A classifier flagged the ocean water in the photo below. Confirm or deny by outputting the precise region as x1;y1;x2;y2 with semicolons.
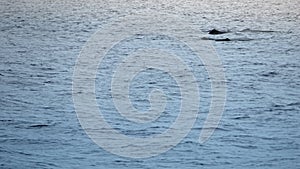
0;0;299;168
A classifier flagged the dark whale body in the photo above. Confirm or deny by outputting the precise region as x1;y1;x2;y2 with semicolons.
215;38;231;41
209;29;228;35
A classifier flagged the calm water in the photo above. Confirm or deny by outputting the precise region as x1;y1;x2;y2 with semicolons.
1;0;300;168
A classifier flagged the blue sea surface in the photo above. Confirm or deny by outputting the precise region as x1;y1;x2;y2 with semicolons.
0;0;299;168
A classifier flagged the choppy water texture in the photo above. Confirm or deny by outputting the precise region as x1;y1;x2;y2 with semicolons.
1;0;300;168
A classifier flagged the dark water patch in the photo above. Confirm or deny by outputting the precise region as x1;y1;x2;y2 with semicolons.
43;80;54;84
233;144;258;149
201;37;253;42
253;62;267;66
0;119;14;123
40;67;55;71
28;124;50;128
0;119;56;130
260;71;279;77
16;50;27;54
30;63;37;66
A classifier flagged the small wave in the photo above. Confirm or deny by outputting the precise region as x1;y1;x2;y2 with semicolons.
278;63;300;68
270;102;300;112
0;119;32;128
240;28;277;33
287;102;300;106
231;115;251;120
194;126;229;131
